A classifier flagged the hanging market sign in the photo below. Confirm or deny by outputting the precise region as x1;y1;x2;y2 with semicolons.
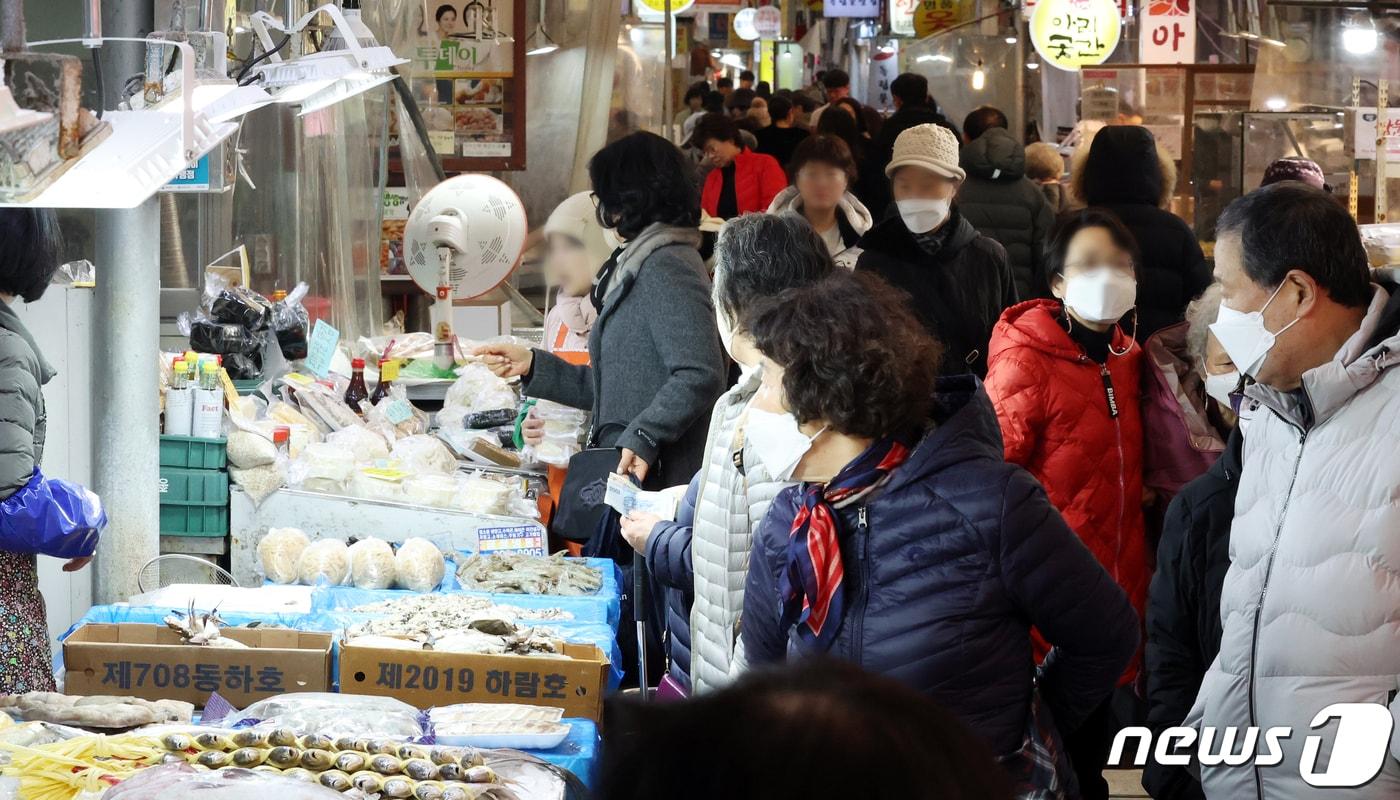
823;0;880;17
913;0;972;37
1030;0;1122;71
735;8;761;39
891;0;918;36
637;0;698;16
1140;0;1195;63
754;5;783;38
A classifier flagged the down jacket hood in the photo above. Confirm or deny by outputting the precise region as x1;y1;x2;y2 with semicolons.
0;299;54;384
766;185;875;238
960;127;1027;183
1077;125;1165;207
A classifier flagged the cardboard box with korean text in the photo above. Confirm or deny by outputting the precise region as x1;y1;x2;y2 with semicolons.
339;642;609;722
63;623;333;707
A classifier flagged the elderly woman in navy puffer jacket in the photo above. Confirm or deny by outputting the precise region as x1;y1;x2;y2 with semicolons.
738;270;1138;792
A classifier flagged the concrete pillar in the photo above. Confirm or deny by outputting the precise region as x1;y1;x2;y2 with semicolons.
92;198;161;604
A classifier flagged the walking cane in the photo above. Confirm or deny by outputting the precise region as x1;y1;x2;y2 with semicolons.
633;550;651;702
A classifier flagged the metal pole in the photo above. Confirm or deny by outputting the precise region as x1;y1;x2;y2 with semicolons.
93;199;161;604
663;0;673;142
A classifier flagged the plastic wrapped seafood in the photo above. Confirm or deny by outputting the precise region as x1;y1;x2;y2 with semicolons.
296;539;350;586
401;474;458;509
235;693;426;739
348;538;396;590
326;426;390;463
258;527;310;584
455;553;602;596
428;704;569;750
101;763;344;800
0;693;193;728
289;443;356;493
344;595;568;656
393;537;446;592
443;363;517;414
454;474;510;516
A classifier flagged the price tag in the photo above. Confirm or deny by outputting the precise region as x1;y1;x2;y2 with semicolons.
385;399;414;424
304;320;340;378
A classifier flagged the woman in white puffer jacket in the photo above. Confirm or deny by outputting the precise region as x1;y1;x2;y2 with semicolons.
766;135;873;270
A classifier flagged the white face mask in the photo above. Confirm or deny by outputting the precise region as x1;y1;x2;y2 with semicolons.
745;408;825;482
896;198;951;234
1208;283;1299;380
1203;369;1240;410
1061;268;1137;324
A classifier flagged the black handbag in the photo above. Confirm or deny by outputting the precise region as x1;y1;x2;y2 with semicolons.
551;446;623;543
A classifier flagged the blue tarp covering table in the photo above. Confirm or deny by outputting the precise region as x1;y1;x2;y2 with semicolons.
538;718;599;787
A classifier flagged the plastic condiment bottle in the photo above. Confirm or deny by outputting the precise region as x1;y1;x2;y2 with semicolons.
272;425;291;459
344;357;370;414
271;289;288;303
192;362;225;439
370;358;398;406
165;359;194;436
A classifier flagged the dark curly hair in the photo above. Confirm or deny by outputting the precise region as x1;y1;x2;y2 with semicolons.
787;134;857;185
588;132;700;241
745;271;941;438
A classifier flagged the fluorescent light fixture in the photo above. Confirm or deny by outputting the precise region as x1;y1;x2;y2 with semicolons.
3;37;239;208
1027;61;1039;69
917;53;953;63
1265;96;1287;111
249;5;408;115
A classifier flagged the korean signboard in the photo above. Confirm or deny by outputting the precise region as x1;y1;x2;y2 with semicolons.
891;0;918;36
867;44;899;112
822;0;880;17
1353;108;1400;164
1140;0;1195;63
913;0;972;37
1030;0;1122;71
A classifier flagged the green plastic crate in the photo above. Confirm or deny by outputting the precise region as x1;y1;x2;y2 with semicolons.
159;504;229;537
159;467;229;504
159;435;227;470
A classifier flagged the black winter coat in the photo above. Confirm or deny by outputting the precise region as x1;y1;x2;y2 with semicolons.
1077;127;1211;340
1142;428;1240;800
742;376;1140;759
856;211;1017;377
958;128;1056;299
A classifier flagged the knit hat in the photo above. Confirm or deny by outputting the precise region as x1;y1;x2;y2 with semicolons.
1260;157;1330;192
544;191;619;269
886;123;965;182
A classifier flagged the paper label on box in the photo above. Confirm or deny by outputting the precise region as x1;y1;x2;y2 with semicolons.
604;473;677;520
477;525;546;556
385;399;414;424
304;320;340;378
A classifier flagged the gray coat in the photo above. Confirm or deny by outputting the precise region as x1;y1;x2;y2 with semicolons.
525;224;726;488
957;128;1055;299
0;299;52;498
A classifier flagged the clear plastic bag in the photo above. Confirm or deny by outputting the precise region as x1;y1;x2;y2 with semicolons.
204;272;273;332
389;434;457;475
401;473;458;508
258;527;310;585
297;539;350;586
288;442;357;493
272;282;310;360
455;472;510;515
326;426;390;463
393;537;446;592
348;537;396;589
230;463;284;506
365;384;428;442
292;384;363;432
101;763;346;800
444;362;518;412
227;430;277;469
347;469;406;503
233;692;426;738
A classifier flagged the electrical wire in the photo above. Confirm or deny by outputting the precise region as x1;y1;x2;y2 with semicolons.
236;33;293;86
89;49;104;119
390;67;446;182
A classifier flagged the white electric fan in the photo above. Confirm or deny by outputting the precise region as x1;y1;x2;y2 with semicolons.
403;175;528;365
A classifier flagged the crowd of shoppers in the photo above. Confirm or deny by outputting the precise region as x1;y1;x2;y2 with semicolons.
476;68;1400;800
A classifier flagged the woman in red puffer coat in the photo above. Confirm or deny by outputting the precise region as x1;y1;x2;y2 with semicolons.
984;208;1146;800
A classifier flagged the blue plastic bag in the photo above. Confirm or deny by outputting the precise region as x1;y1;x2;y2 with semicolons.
0;469;105;559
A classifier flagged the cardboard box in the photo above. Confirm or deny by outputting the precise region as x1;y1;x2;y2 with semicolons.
64;623;333;707
339;642;610;722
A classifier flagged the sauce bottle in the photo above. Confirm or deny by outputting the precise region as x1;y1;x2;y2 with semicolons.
344;357;370;414
370;358;398;406
165;358;194;436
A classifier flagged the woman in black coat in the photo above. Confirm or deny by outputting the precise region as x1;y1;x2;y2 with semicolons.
1072;126;1211;340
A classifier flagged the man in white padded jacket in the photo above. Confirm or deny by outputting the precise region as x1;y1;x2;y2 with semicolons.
1186;182;1400;799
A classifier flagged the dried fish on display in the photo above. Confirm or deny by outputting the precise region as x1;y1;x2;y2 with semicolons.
455;554;602;596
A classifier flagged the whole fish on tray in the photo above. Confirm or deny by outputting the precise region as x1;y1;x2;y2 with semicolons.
454;554;602;596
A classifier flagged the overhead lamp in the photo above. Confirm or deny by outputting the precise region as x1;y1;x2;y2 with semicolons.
972;59;986;91
719;52;745;68
525;0;558;55
4;37;242;208
1026;60;1039;70
1343;15;1379;55
1005;36;1019;44
917;53;953;63
1265;96;1287;111
248;4;408;116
